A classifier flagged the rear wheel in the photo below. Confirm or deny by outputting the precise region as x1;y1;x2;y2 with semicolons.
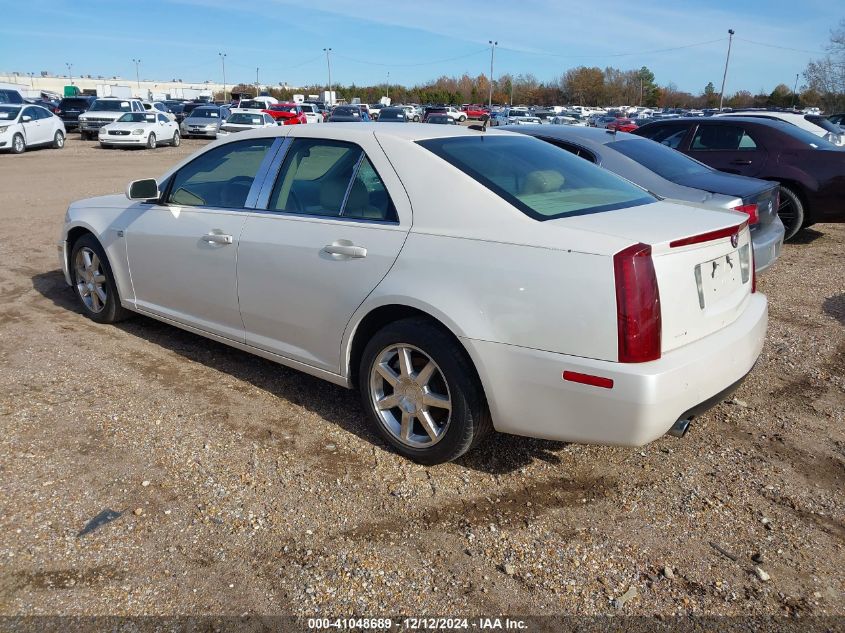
53;130;65;149
359;317;492;464
11;133;25;154
171;131;181;147
147;133;156;149
778;185;805;241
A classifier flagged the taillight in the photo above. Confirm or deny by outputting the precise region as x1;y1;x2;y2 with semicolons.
54;108;61;114
733;203;759;224
614;243;661;363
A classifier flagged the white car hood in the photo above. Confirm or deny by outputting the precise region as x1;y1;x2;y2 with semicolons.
102;121;154;132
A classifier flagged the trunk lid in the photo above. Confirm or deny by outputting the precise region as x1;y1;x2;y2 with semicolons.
550;200;755;355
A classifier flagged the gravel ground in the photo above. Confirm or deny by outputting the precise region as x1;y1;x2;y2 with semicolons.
0;135;843;620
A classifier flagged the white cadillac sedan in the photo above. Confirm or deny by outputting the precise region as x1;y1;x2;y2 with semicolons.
99;112;180;149
58;124;767;464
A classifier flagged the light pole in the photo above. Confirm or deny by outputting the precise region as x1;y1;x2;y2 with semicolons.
27;72;35;88
323;48;333;105
256;67;260;90
488;40;497;110
66;62;73;85
718;29;734;111
131;58;141;89
218;52;227;101
792;73;799;109
386;71;390;100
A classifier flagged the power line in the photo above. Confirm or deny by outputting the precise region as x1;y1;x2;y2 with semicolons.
497;37;728;60
735;37;826;55
333;48;488;68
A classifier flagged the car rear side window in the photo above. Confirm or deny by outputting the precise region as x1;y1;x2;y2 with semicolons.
691;125;757;150
637;123;690;149
267;139;397;221
418;135;654;221
540;138;597;163
167;138;275;209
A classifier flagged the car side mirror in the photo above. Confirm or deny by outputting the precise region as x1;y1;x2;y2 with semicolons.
126;178;159;201
21;115;32;122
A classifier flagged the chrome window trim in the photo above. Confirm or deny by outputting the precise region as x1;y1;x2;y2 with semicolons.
253;137;293;210
338;151;366;217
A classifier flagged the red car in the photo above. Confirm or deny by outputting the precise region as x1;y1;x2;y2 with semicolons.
264;103;307;125
461;104;488;119
606;118;638;133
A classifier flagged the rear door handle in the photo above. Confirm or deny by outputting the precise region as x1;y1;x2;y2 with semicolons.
730;159;753;165
324;243;367;258
202;233;233;245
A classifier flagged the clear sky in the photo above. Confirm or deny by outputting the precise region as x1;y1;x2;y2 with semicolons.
0;0;838;94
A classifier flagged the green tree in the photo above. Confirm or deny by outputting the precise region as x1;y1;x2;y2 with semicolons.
703;82;717;107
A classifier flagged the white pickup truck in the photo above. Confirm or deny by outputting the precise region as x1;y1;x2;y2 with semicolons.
78;98;146;140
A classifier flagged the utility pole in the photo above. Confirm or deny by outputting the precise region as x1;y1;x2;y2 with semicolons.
66;62;73;85
386;71;389;100
718;29;734;111
256;67;259;90
792;73;799;109
323;48;333;105
510;80;514;106
640;75;643;106
218;52;227;101
27;72;34;88
131;59;141;89
488;40;497;110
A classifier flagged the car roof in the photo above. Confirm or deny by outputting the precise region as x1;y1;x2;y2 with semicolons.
499;125;639;147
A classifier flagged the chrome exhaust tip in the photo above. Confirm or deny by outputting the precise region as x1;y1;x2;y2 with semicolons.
668;418;691;438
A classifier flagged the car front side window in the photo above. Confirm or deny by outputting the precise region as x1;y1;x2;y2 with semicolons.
166;138;275;209
691;125;757;151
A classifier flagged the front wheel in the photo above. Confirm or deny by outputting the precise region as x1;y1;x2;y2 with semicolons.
147;133;156;149
458;115;466;122
778;185;805;241
11;133;25;154
70;234;132;324
171;131;181;147
53;130;65;149
359;317;492;464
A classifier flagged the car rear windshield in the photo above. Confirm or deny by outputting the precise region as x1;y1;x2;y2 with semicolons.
607;138;710;179
90;100;132;112
229;113;264;125
60;98;91;108
418;135;654;221
191;108;220;118
239;100;266;109
775;122;839;149
118;113;154;123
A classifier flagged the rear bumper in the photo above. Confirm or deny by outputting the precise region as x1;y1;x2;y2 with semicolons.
465;293;767;446
750;217;785;274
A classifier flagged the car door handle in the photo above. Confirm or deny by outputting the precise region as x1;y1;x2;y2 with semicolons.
202;233;233;245
730;159;753;165
323;243;367;258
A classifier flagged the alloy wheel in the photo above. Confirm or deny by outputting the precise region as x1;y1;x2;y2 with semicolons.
369;344;452;448
74;247;107;313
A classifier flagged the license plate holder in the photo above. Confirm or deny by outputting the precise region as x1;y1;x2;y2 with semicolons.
696;251;741;307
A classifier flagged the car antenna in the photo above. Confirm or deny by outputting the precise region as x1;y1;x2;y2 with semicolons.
468;113;489;132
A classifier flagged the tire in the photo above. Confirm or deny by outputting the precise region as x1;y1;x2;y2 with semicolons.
53;130;65;149
359;317;492;464
100;143;109;149
80;131;90;141
70;234;132;324
778;185;805;241
171;131;181;147
458;115;467;122
11;133;25;154
146;133;156;149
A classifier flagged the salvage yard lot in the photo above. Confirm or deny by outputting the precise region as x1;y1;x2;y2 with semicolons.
0;137;843;617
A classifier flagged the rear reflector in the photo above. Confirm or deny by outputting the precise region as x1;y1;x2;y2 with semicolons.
732;203;759;225
563;371;614;389
614;243;661;363
669;221;748;248
751;246;757;293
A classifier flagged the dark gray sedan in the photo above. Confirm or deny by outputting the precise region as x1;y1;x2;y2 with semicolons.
500;125;784;273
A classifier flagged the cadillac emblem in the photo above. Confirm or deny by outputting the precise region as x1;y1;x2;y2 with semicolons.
731;233;739;248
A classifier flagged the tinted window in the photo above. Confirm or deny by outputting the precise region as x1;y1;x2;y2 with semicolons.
0;90;23;104
419;136;654;220
158;114;169;123
167;138;274;209
190;108;220;118
607;138;710;179
343;158;397;221
637;123;690;149
541;138;597;163
60;98;91;109
691;125;757;150
90;100;132;112
0;106;21;120
268;139;362;216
